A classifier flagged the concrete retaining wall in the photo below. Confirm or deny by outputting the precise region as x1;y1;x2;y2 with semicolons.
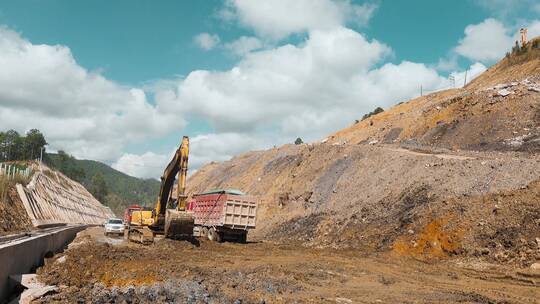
16;165;114;227
0;225;86;302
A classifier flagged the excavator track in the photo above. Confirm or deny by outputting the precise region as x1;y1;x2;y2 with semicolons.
127;226;154;245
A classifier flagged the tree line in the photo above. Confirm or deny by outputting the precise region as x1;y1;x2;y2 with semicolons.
0;129;47;162
0;128;108;204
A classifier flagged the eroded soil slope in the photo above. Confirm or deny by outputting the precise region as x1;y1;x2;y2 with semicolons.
0;180;32;235
330;54;540;152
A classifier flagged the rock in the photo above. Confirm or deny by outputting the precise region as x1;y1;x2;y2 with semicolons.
494;83;514;90
528;85;540;92
530;263;540;270
497;89;512;97
55;256;67;264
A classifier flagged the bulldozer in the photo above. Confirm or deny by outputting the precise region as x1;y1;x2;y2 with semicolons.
126;136;195;244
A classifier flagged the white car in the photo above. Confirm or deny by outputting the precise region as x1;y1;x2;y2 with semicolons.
104;218;125;236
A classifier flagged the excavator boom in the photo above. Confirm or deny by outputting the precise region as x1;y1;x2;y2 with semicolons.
152;136;195;239
127;136;194;244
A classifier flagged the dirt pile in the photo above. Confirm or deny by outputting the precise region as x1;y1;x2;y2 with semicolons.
187;55;540;266
37;232;308;303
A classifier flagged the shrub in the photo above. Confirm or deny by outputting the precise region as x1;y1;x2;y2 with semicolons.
294;137;303;145
361;107;384;121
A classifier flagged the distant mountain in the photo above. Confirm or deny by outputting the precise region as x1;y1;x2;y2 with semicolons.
46;153;160;216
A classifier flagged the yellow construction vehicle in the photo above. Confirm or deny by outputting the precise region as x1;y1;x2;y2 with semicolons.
126;136;195;244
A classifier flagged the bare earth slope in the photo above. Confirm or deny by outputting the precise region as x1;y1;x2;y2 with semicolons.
188;49;540;266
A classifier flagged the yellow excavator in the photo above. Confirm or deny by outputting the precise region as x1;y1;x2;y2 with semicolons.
126;136;194;244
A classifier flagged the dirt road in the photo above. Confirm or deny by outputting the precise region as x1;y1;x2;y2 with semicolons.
35;227;540;304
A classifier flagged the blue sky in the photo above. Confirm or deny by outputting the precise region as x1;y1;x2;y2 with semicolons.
0;0;539;178
0;0;487;82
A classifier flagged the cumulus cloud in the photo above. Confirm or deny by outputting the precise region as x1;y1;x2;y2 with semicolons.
0;26;181;161
455;19;514;62
528;20;540;39
451;18;540;64
449;62;487;88
151;27;468;147
220;0;377;40
112;151;171;179
112;133;262;179
224;36;263;56
194;32;220;50
0;13;490;180
161;27;397;136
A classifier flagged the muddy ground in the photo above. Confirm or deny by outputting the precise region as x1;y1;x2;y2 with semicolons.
35;227;540;304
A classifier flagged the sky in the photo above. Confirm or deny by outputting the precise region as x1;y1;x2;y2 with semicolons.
0;0;539;179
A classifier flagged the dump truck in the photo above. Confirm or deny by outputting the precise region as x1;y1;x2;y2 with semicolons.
127;136;195;244
123;204;143;227
189;189;257;243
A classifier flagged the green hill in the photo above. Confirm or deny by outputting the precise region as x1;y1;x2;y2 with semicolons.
45;152;160;216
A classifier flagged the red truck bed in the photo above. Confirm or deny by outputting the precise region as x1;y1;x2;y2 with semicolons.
191;193;257;229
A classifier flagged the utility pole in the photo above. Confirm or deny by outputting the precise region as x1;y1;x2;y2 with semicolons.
420;85;423;96
463;69;468;87
40;147;44;172
449;75;455;88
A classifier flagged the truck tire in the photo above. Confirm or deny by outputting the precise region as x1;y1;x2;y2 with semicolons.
201;227;209;239
208;228;222;242
239;232;247;244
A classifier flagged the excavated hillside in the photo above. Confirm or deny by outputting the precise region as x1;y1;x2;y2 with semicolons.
0;162;114;234
0;174;32;235
188;43;540;266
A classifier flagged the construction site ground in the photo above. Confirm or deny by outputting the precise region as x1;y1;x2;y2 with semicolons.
35;227;540;304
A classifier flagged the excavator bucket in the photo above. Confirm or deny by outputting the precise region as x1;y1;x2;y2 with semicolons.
164;209;194;239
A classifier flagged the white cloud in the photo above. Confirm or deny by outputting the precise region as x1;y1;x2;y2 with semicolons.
455;18;514;62
224;36;263;56
113;133;261;179
194;32;220;50
152;26;466;148
449;62;487;88
112;152;171;180
0;19;489;180
162;27;396;136
190;133;261;169
528;20;540;39
221;0;377;39
0;26;181;162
